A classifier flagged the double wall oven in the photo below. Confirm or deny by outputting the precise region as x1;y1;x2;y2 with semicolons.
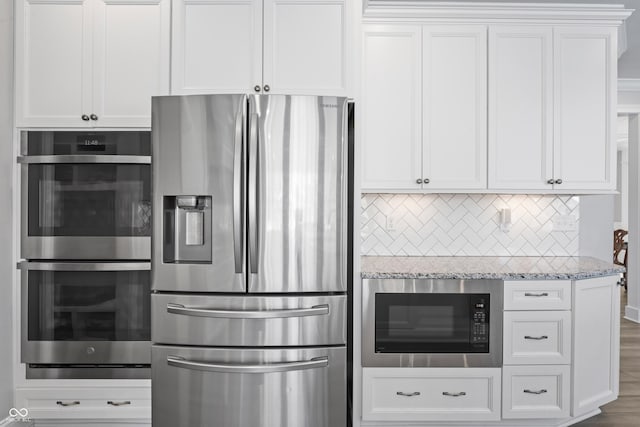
363;278;503;368
19;131;151;379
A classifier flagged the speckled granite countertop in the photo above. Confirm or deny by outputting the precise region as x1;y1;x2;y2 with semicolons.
361;256;624;280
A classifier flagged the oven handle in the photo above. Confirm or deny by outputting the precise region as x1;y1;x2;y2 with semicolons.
17;155;151;164
18;261;151;271
167;356;328;374
166;303;329;319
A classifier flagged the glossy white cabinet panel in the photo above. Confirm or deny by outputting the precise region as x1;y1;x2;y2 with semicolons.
422;26;487;190
361;25;422;190
502;365;570;419
553;27;617;191
572;275;620;416
488;26;553;190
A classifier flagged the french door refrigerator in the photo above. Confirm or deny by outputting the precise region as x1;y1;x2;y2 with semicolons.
151;94;350;427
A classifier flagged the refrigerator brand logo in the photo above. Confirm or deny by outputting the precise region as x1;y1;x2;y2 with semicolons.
322;103;338;108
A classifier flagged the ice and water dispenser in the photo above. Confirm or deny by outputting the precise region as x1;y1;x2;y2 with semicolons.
163;196;212;263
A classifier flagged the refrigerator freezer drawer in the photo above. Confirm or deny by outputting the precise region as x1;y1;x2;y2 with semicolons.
152;294;346;346
152;345;346;427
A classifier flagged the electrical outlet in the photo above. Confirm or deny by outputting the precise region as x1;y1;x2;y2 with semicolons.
386;215;397;231
552;215;577;232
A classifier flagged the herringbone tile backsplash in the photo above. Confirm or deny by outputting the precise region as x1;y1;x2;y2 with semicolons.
361;194;580;256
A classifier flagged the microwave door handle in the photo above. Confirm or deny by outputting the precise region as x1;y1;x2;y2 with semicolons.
17;155;151;164
167;303;329;319
248;112;259;274
167;356;328;374
232;98;245;274
17;261;151;271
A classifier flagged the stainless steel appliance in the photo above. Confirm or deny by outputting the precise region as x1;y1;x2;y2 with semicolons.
19;131;151;260
20;261;151;379
151;94;350;427
18;131;152;379
363;278;503;368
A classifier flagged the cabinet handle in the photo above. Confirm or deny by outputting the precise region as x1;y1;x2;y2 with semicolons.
254;85;261;92
263;85;270;92
524;335;548;340
81;115;90;121
396;391;420;397
107;401;131;406
90;114;98;121
416;178;423;184
442;392;466;397
424;178;430;184
555;179;563;185
524;292;549;297
523;389;548;395
56;401;80;407
547;179;554;184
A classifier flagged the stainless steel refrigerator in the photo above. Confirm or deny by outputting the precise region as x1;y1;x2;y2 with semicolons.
151;94;350;427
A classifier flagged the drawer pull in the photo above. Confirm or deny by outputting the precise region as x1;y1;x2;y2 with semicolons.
442;392;466;397
524;389;548;395
107;401;132;406
524;292;549;297
56;401;80;407
524;335;549;340
396;391;420;397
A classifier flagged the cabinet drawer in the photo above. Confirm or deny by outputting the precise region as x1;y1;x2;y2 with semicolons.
504;311;571;365
503;365;570;419
362;368;501;421
15;387;151;419
504;280;571;310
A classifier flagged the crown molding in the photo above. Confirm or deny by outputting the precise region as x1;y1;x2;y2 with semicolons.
362;2;634;23
619;79;640;93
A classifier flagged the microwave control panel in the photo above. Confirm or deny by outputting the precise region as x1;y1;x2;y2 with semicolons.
470;296;489;350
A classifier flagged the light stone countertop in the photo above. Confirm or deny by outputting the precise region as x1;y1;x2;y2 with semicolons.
361;256;625;280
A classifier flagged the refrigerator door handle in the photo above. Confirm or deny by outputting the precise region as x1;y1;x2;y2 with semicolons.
248;112;259;274
166;303;329;319
167;355;329;374
232;99;245;274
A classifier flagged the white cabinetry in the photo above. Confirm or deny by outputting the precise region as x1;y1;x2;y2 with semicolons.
361;24;487;191
171;0;349;96
502;280;572;419
488;26;617;192
362;367;501;422
15;0;170;128
572;275;620;416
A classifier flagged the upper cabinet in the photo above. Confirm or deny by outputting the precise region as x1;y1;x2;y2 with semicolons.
171;0;350;96
15;0;170;128
360;3;630;194
361;25;486;191
488;26;616;192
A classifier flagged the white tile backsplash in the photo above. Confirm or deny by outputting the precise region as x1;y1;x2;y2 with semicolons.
361;194;580;256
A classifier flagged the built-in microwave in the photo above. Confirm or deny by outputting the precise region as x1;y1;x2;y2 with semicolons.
19;131;151;260
362;278;503;368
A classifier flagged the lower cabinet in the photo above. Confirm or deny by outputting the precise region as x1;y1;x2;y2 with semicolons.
362;368;501;422
14;386;151;420
502;365;570;419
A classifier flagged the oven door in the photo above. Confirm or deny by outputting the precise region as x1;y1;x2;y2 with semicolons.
362;278;503;368
20;261;151;365
19;131;151;260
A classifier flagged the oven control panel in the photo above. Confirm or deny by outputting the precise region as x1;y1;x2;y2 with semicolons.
470;297;489;349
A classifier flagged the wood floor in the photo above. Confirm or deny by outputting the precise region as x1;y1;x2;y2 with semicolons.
576;291;640;426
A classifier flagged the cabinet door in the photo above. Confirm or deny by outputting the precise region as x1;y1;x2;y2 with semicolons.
15;0;93;127
488;26;553;190
171;0;261;94
263;0;348;96
361;25;422;191
422;26;487;190
92;0;170;127
553;27;617;191
572;275;620;416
